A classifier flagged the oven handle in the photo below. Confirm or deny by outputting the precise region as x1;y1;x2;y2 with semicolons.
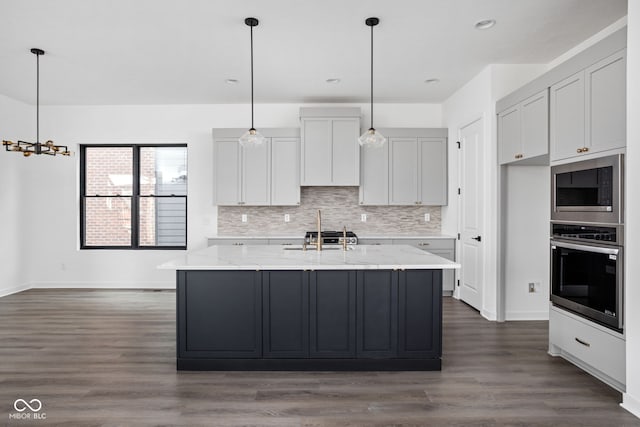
550;240;619;255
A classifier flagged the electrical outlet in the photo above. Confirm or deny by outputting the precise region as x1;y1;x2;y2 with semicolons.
241;214;247;223
528;282;535;293
284;214;290;223
424;213;431;222
361;214;367;222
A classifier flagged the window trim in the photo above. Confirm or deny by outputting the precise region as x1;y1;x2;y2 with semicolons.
80;143;188;250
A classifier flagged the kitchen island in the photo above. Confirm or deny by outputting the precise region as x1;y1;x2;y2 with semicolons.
159;244;459;371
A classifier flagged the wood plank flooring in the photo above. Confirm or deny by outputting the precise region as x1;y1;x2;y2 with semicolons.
0;289;638;426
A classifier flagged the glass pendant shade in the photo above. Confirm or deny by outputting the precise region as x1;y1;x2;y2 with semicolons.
239;127;266;147
358;128;386;148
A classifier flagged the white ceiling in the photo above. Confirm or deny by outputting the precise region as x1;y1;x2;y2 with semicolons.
0;0;627;105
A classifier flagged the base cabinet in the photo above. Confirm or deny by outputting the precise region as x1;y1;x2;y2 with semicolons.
177;269;442;370
549;305;625;392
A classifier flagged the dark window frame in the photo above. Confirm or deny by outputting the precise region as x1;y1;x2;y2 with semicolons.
80;144;188;250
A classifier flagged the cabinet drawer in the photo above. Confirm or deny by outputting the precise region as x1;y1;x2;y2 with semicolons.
268;238;304;246
392;239;454;251
208;239;269;246
549;307;625;386
358;238;393;245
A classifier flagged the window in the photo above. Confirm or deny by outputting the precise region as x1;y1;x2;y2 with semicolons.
80;144;187;249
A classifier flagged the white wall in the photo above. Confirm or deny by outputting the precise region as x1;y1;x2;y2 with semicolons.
0;95;32;296
442;64;545;320
503;166;549;320
622;3;640;419
15;102;441;289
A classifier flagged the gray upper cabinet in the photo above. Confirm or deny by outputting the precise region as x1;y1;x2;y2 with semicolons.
213;128;300;206
419;138;447;205
389;138;419;205
550;49;626;162
498;89;549;165
550;72;586;161
213;138;270;206
213;139;242;205
242;140;271;206
300;108;360;186
271;138;300;206
359;142;389;205
360;128;448;206
586;50;626;155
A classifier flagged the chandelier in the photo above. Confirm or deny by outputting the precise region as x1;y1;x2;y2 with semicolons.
2;48;72;157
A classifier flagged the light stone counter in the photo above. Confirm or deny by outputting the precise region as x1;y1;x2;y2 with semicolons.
159;244;460;271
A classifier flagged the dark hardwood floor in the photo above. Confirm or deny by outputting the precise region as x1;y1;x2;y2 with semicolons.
0;289;638;426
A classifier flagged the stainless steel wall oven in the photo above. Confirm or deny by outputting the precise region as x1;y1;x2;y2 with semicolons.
550;223;623;331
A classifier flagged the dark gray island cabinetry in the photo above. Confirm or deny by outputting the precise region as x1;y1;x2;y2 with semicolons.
176;268;442;371
161;244;459;371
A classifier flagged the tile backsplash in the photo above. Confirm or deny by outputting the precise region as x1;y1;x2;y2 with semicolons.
217;187;441;236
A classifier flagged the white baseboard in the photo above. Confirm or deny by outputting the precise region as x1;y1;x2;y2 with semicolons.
622;393;640;419
0;282;31;298
28;281;176;290
506;310;550;321
481;309;497;321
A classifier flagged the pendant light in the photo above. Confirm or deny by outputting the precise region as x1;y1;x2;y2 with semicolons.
239;17;266;147
2;48;72;157
358;17;385;148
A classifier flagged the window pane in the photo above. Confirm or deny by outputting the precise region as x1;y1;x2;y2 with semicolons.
85;147;133;196
139;197;187;247
140;147;187;196
84;197;132;246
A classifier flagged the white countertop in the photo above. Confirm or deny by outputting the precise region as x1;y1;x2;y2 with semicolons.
159;244;460;271
207;234;456;240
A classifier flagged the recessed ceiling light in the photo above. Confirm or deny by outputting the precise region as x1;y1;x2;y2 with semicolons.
225;79;238;84
474;19;496;30
424;78;440;84
326;78;341;84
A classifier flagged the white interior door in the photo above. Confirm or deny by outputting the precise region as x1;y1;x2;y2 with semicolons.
458;118;484;311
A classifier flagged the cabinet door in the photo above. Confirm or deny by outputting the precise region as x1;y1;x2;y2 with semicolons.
419;137;447;205
498;104;521;164
359;141;389;205
586;49;626;155
301;118;331;185
262;271;309;358
213;139;241;205
398;270;442;358
356;270;398;358
331;118;360;185
521;89;549;160
271;137;300;206
389;138;419;205
309;271;356;358
179;270;262;358
242;139;271;205
550;71;585;161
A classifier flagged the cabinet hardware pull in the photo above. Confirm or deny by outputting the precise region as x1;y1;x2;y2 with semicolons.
577;148;583;153
582;147;589;153
575;337;591;347
418;243;430;246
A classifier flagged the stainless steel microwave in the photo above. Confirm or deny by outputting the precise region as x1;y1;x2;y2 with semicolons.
551;154;624;224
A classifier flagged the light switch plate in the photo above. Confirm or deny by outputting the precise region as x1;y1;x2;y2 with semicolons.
241;214;247;223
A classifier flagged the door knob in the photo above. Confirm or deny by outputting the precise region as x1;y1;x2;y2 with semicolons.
472;236;482;242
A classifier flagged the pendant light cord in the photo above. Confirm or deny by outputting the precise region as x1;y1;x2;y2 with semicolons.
36;51;40;143
370;22;373;130
250;23;254;129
